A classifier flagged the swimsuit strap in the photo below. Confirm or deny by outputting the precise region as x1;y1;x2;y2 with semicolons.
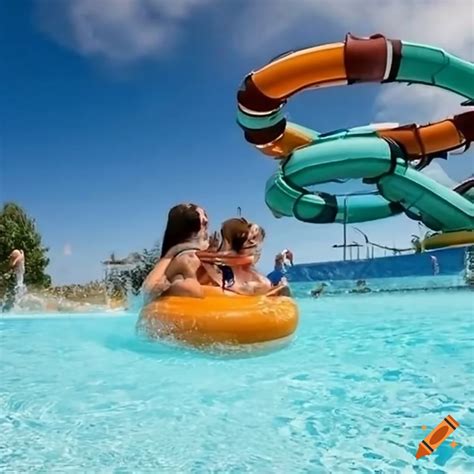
172;247;201;259
217;264;235;290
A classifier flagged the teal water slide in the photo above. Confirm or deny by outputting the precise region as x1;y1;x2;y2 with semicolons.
237;34;474;233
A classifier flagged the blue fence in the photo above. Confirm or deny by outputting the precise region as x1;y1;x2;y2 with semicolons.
287;246;469;282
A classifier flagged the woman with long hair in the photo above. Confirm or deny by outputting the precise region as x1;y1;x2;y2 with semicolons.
142;203;209;301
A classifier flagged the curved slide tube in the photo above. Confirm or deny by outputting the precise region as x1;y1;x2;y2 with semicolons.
237;33;474;232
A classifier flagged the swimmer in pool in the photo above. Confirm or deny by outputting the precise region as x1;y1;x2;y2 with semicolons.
350;279;372;294
9;249;25;289
142;203;210;301
310;282;327;298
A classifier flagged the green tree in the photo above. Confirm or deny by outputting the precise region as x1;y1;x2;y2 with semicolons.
105;242;161;297
128;242;161;294
0;202;51;294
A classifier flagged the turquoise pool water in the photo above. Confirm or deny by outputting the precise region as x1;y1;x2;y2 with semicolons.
1;290;473;472
289;274;468;297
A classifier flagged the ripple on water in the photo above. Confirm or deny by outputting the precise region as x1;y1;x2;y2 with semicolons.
1;291;473;472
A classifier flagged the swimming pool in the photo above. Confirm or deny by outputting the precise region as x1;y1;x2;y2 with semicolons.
1;290;473;472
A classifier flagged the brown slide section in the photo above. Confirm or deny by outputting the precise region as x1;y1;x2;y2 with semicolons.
453;111;474;142
344;33;389;83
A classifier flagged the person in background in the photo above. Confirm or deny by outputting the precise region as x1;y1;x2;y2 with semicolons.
9;249;25;289
1;249;26;312
310;282;327;298
430;255;440;275
281;249;294;269
350;279;372;294
267;253;286;286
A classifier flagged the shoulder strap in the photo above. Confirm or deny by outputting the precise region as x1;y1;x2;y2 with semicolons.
172;248;200;259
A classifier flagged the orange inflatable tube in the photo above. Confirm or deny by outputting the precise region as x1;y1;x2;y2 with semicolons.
137;287;299;347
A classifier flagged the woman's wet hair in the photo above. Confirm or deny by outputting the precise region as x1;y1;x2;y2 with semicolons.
220;218;250;252
161;204;202;257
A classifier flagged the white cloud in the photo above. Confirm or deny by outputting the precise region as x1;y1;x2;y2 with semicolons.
63;243;73;256
36;0;214;62
35;0;474;123
234;0;473;122
235;0;473;54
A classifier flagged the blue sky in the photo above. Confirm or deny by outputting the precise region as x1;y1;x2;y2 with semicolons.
1;0;472;284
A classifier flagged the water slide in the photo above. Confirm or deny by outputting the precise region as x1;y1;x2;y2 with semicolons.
236;34;474;235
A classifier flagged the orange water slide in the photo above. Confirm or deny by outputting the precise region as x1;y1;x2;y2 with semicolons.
377;111;474;161
238;34;393;113
238;33;473;161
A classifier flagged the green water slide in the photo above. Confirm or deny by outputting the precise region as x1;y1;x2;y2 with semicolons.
238;35;474;232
